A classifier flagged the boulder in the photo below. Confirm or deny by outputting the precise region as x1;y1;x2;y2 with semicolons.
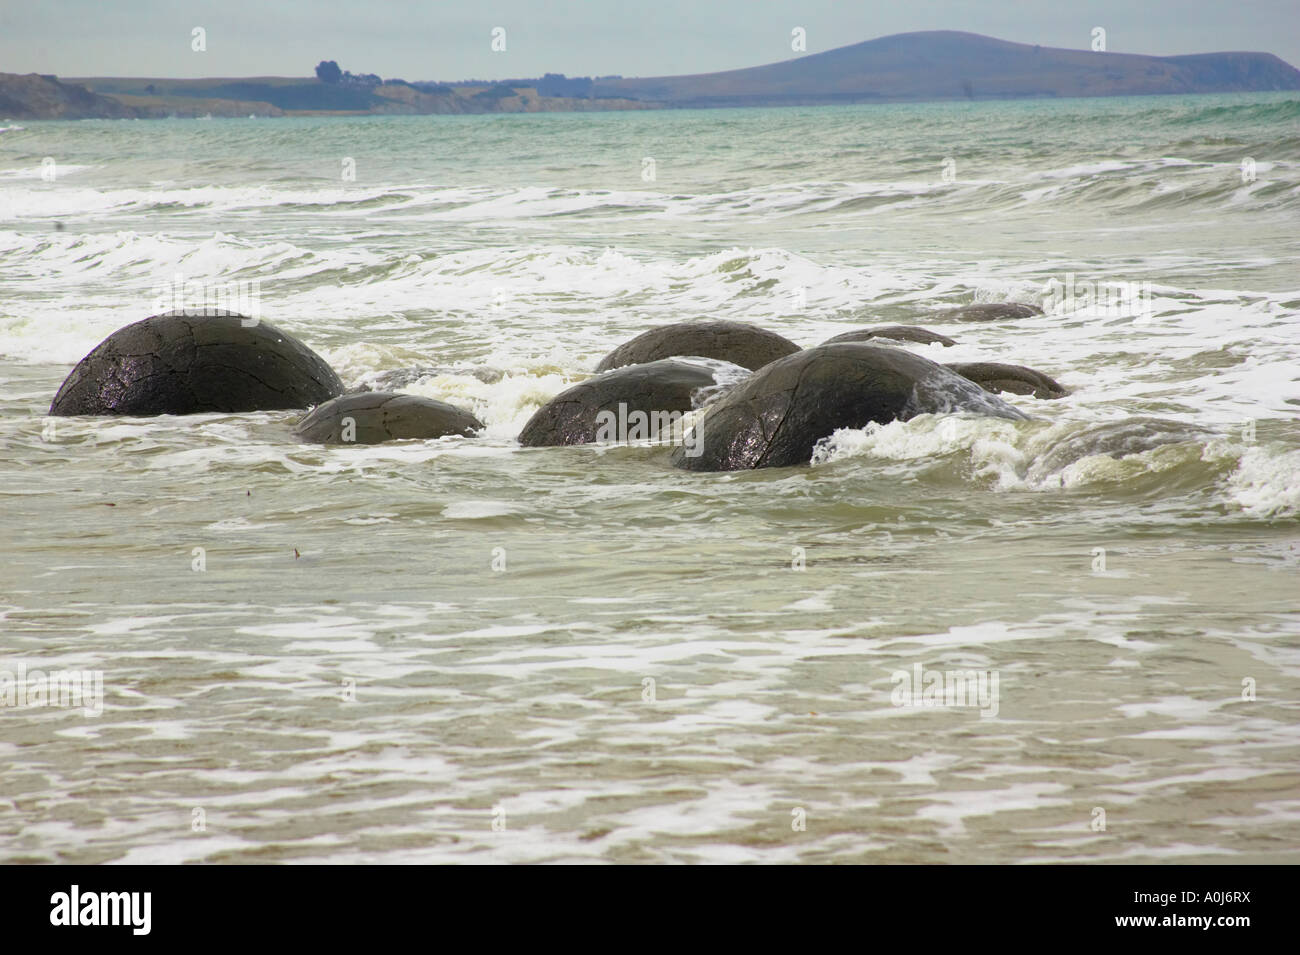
822;325;957;347
934;303;1043;322
49;311;343;416
671;343;1028;471
518;359;730;447
945;361;1067;399
294;392;483;444
593;320;798;373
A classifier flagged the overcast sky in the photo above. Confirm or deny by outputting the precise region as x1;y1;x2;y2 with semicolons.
3;1;1298;80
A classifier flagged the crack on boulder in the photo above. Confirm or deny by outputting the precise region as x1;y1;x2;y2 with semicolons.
51;313;343;415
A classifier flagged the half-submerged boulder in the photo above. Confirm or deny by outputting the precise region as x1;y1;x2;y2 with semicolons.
518;359;733;448
593;320;798;373
294;392;483;444
670;343;1027;471
934;303;1043;322
945;362;1068;399
822;325;957;347
350;366;506;394
1030;417;1211;480
49;310;343;416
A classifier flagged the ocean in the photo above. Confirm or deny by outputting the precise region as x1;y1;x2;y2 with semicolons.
0;93;1297;863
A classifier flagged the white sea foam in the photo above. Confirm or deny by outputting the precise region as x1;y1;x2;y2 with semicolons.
442;501;515;519
3;100;1299;865
1226;445;1300;518
808;412;1295;516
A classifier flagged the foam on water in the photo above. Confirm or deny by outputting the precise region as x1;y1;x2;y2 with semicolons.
1227;445;1300;518
810;411;1298;518
2;95;1299;864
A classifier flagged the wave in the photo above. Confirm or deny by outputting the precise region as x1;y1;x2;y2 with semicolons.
0;230;339;292
1226;445;1300;519
810;413;1299;519
5;152;1298;229
1159;98;1300;126
0;182;431;220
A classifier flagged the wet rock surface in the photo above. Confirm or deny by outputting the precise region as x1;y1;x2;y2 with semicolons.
671;343;1028;471
349;366;507;394
49;310;343;416
946;361;1068;399
294;391;483;444
822;325;957;347
519;359;724;447
934;302;1044;322
594;320;799;373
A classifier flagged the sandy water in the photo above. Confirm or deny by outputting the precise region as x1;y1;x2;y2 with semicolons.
0;95;1298;862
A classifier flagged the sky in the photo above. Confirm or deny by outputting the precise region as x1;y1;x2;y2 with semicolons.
2;0;1298;81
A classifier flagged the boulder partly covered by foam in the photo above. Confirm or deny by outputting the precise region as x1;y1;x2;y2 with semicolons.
671;343;1028;471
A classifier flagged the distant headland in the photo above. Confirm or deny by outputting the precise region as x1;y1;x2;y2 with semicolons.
4;30;1298;120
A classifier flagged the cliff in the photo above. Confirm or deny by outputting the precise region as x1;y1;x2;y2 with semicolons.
0;72;138;119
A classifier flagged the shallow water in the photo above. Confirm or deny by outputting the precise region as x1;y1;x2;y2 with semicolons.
1;95;1298;863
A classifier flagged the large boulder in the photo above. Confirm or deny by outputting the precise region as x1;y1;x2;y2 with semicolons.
294;392;483;444
593;320;798;373
945;361;1067;399
670;343;1028;471
49;311;343;416
822;325;956;347
934;303;1043;322
518;359;735;448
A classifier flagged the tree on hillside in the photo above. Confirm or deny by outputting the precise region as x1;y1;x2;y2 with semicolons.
315;60;342;84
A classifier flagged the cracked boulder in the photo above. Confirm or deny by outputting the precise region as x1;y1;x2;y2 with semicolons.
518;359;732;447
593;320;799;373
822;325;957;347
294;392;483;444
670;343;1028;471
945;361;1068;399
49;310;344;416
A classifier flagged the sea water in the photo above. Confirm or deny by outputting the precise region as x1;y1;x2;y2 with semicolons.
0;94;1297;862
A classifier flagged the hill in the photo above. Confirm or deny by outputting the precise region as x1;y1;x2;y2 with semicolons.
58;76;652;117
6;31;1299;120
590;31;1300;106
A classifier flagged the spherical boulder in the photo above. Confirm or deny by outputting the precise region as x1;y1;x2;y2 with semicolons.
670;343;1028;471
518;359;734;448
593;320;799;373
294;392;483;444
945;362;1067;399
49;310;343;416
822;325;957;347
